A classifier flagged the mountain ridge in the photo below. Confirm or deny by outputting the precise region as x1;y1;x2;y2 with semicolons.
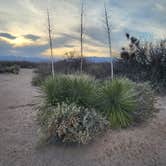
0;55;118;63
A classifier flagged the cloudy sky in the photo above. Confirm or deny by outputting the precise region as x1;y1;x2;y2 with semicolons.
0;0;165;59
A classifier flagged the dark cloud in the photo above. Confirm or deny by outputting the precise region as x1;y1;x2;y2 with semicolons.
0;39;13;56
85;26;107;45
0;38;48;57
24;34;40;41
63;44;76;48
53;33;79;48
0;32;17;39
15;44;48;57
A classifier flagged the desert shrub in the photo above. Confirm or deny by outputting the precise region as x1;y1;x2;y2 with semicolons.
9;65;20;74
0;64;20;74
38;103;108;144
42;74;96;108
32;74;46;86
0;61;36;68
133;83;156;123
96;78;137;128
32;63;51;86
120;34;166;91
41;75;156;129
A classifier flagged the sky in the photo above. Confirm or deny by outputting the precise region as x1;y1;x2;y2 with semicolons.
0;0;165;59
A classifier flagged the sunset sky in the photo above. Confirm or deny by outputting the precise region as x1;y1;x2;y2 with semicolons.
0;0;165;59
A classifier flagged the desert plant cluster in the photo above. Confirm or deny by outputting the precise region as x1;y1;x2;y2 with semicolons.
0;61;37;74
120;34;166;92
0;63;20;74
38;103;108;144
37;74;156;144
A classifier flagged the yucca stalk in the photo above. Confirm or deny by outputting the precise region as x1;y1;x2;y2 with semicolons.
104;2;114;79
47;8;55;78
80;0;84;73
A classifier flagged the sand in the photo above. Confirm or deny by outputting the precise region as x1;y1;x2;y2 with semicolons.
0;69;165;166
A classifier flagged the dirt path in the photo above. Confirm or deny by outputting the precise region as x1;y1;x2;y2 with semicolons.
0;69;166;166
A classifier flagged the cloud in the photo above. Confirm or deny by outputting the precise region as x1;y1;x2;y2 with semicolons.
24;34;40;41
15;44;48;57
0;32;17;39
52;33;79;48
0;0;165;58
0;37;48;57
0;39;13;56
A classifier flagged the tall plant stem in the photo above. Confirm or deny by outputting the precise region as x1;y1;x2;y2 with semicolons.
104;3;114;79
80;0;84;73
47;8;55;78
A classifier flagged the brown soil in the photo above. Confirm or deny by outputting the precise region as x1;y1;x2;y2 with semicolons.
0;69;166;166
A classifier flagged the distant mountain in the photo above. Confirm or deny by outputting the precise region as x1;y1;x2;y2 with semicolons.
86;57;118;63
0;55;60;62
0;55;118;63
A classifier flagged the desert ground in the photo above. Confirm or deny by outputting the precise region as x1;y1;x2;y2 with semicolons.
0;69;166;166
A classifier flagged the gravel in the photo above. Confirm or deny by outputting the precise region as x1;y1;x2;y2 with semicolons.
0;69;165;166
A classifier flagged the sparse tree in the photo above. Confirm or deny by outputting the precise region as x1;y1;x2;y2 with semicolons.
104;3;114;79
47;8;55;78
65;51;77;60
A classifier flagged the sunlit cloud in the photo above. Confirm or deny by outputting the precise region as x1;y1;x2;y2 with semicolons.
0;34;45;47
0;32;17;39
42;43;118;58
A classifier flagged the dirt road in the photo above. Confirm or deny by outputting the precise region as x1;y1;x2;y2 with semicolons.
0;69;166;166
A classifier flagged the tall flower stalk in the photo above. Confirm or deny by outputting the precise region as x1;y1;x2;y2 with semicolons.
47;8;55;78
104;3;114;79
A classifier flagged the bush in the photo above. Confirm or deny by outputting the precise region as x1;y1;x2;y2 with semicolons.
32;64;51;86
37;74;157;145
38;103;108;144
32;74;45;86
133;83;156;123
42;74;96;108
41;75;156;129
120;34;166;91
96;78;137;128
0;64;20;74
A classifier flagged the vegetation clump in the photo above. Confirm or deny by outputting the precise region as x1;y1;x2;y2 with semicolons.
0;64;20;74
120;35;166;92
38;103;108;144
96;78;137;128
37;74;156;144
133;83;156;123
42;74;96;108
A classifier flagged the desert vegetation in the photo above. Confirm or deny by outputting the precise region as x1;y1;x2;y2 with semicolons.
36;73;156;144
0;63;20;74
0;61;38;74
33;32;165;145
120;34;166;92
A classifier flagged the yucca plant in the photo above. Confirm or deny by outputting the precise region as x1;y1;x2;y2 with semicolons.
42;74;96;108
96;78;137;128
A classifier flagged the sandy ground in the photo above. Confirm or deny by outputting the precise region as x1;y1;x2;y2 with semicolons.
0;69;166;166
